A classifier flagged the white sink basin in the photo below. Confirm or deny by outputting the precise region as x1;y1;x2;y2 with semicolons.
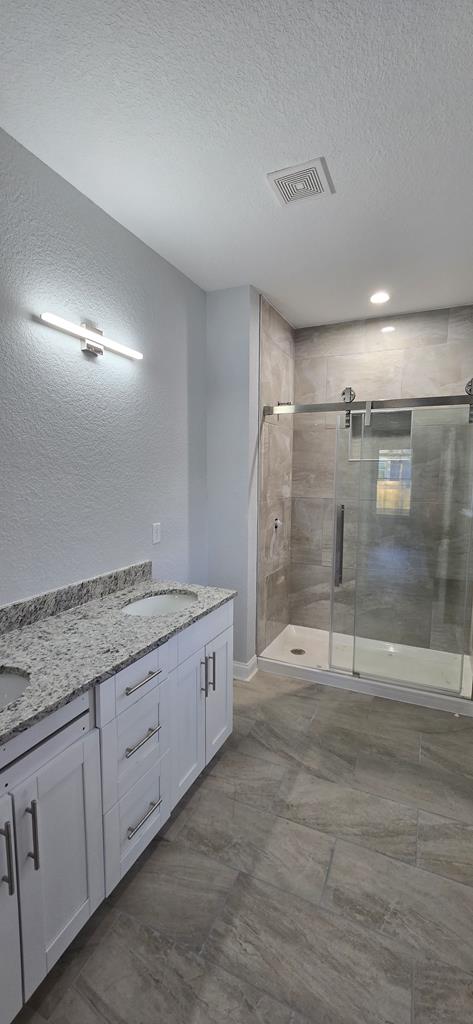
0;669;29;711
123;592;198;617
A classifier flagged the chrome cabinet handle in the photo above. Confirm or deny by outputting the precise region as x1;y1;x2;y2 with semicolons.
127;799;162;840
201;658;209;698
125;724;161;759
0;820;15;895
125;667;162;696
26;799;40;870
211;651;216;692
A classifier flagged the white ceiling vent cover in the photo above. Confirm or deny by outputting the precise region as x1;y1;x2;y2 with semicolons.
267;157;334;206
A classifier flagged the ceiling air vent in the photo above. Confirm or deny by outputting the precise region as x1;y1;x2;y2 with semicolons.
267;157;334;206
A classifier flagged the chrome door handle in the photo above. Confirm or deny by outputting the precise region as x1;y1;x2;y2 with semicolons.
334;503;345;587
26;799;40;870
0;820;15;895
211;651;216;691
125;724;161;758
127;799;162;840
201;658;209;697
125;667;162;696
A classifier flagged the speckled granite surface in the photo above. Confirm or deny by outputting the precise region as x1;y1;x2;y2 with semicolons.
0;560;153;634
0;578;236;747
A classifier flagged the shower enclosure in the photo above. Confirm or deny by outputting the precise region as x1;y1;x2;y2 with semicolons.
258;392;473;701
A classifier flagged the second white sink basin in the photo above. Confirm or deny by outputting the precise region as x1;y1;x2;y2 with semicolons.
123;592;198;617
0;669;29;711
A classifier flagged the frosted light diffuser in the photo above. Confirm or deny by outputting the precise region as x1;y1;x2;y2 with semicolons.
39;312;143;360
370;291;390;304
381;325;395;333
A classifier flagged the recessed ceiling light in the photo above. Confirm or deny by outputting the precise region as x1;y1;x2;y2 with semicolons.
381;325;395;333
370;290;390;304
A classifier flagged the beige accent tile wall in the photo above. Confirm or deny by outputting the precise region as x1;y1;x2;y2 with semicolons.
258;302;473;656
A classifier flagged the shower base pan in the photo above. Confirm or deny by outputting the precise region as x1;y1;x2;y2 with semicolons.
259;624;473;715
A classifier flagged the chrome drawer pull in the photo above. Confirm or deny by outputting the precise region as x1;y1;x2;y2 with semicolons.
127;798;162;840
125;667;162;696
0;820;15;895
125;724;161;759
26;799;40;871
211;651;217;692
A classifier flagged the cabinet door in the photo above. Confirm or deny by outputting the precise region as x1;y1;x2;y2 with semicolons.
172;651;205;807
0;794;23;1024
205;626;233;764
13;731;104;1000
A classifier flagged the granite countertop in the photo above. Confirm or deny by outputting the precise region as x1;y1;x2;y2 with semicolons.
0;579;236;746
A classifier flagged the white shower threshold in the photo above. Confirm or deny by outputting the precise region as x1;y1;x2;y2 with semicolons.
258;624;473;715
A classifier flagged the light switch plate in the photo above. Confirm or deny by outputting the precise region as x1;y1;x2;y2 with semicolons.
152;522;161;544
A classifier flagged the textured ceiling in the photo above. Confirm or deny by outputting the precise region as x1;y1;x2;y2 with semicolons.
1;0;473;326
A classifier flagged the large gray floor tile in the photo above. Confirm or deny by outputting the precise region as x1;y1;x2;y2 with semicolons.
49;988;108;1024
109;840;237;948
235;672;321;708
308;715;420;774
420;727;473;779
166;785;334;904
203;873;412;1024
25;904;117;1020
322;840;473;972
355;752;473;823
367;697;473;738
278;768;418;862
417;811;473;886
206;747;290;812
413;962;473;1024
76;912;306;1024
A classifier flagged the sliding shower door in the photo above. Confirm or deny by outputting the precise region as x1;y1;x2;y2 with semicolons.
333;404;473;693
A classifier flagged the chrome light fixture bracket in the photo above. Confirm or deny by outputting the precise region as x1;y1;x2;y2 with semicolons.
80;321;104;356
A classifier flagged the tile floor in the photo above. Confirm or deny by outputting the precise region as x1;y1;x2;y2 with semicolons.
16;671;473;1024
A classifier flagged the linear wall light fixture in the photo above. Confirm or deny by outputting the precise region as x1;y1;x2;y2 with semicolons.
39;312;143;360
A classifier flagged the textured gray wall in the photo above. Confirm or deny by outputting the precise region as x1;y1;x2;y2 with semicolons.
257;299;295;653
206;286;259;665
0;129;208;603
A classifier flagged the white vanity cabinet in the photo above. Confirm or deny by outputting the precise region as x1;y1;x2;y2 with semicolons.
0;713;104;1024
11;729;104;1000
0;596;234;1023
97;599;234;894
204;625;233;762
172;651;206;804
0;794;23;1024
172;624;233;805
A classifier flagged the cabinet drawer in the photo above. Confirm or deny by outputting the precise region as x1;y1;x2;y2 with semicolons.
115;649;161;713
101;676;172;813
103;752;170;894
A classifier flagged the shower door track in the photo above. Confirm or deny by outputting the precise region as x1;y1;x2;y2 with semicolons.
263;393;473;417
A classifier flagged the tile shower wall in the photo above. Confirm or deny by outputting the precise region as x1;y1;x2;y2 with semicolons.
257;299;294;652
291;306;473;649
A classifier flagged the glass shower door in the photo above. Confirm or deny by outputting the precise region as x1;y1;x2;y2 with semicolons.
351;405;473;694
329;414;360;674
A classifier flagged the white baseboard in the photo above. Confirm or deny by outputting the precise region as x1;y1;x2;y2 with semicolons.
233;655;258;682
